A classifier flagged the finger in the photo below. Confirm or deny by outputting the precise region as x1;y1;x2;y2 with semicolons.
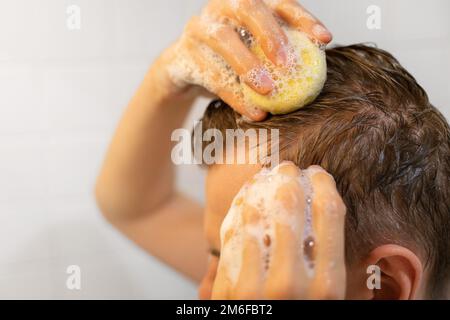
183;36;268;121
217;85;268;121
199;256;219;300
264;179;308;299
305;166;346;299
264;223;309;299
211;260;232;299
228;0;290;67
188;16;275;95
211;221;238;299
269;0;332;44
232;204;265;299
275;161;301;178
211;204;241;300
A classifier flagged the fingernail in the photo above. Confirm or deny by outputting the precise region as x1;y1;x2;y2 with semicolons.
276;44;288;67
312;24;332;42
259;71;275;92
245;67;274;95
246;105;267;121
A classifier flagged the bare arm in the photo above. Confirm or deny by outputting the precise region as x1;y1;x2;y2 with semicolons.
95;0;332;283
95;48;209;281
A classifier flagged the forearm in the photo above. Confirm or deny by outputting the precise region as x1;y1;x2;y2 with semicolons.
96;49;197;221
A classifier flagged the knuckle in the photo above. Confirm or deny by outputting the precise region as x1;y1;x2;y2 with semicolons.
319;171;337;186
277;162;300;176
309;169;337;191
275;181;302;213
327;196;346;216
314;194;346;217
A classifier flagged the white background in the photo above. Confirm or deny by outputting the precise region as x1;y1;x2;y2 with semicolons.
0;0;449;299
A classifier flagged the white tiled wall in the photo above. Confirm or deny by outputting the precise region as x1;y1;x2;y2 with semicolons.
0;0;448;299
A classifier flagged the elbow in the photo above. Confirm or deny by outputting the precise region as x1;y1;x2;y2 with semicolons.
94;172;174;224
95;179;114;223
94;178;126;225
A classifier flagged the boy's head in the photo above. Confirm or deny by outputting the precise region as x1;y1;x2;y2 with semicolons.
198;44;450;299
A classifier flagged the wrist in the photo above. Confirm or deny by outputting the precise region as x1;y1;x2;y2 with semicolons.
146;46;197;106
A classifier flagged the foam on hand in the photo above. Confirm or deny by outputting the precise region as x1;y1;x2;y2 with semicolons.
167;22;327;117
242;26;327;115
218;162;319;286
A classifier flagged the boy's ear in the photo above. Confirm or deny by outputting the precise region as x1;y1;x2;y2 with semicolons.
362;244;424;300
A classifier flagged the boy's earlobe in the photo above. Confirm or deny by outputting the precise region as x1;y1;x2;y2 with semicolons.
364;245;424;300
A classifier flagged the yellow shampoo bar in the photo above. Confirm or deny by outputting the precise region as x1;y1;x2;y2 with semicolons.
243;28;327;115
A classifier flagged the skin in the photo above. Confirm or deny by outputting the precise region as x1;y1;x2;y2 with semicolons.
96;0;427;300
209;162;347;300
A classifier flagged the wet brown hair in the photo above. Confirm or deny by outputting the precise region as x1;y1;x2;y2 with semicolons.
198;44;450;299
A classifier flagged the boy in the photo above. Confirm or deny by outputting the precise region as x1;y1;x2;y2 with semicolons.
95;0;449;299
